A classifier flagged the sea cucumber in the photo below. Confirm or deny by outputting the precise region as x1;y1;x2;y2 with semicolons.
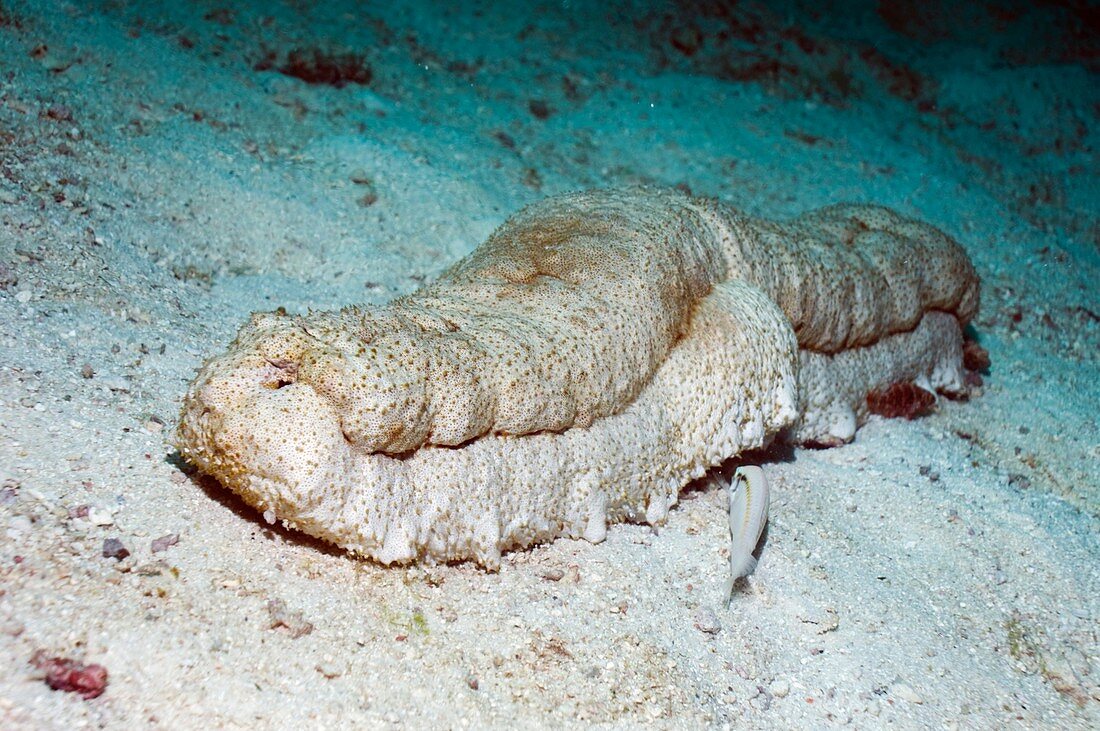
177;187;978;567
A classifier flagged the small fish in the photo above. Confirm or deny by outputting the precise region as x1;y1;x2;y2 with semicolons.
725;465;770;606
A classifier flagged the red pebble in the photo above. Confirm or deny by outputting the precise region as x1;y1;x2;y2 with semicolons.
46;104;73;121
867;382;936;420
35;654;108;699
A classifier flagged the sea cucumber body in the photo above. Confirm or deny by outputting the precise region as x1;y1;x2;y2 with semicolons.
178;188;978;566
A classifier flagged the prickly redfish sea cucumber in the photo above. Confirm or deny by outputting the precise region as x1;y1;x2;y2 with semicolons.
177;187;978;568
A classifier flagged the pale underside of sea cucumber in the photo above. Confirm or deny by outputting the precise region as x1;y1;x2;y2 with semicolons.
177;187;979;568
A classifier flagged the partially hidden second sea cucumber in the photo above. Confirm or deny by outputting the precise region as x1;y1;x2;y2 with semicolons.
176;187;979;567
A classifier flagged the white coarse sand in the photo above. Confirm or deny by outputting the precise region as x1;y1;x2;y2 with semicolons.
1;1;1096;728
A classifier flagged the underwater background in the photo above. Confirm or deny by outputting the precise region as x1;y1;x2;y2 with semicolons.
0;0;1096;727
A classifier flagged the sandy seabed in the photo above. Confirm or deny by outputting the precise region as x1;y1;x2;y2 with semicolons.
0;1;1097;728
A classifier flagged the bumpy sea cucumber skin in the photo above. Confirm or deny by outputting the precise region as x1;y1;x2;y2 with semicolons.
275;188;728;455
177;187;979;566
184;280;799;567
688;199;979;353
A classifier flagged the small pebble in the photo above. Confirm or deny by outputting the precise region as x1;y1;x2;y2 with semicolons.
100;376;129;392
263;509;276;525
15;290;32;304
134;562;166;576
151;533;179;553
80;363;95;379
46;104;73;121
87;507;114;526
769;679;790;698
33;652;108;699
692;606;721;634
0;263;16;289
891;682;923;704
0;189;17;204
102;538;130;560
266;599;313;638
528;99;552;119
466;674;479;690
